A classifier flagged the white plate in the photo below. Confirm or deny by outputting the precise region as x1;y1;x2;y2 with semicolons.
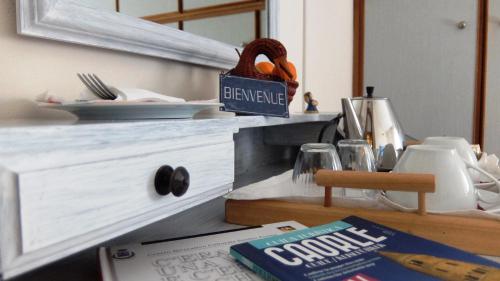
41;101;223;120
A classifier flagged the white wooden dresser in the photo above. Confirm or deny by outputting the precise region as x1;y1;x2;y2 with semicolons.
0;114;337;280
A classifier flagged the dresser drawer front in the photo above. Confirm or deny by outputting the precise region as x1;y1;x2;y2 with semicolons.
18;141;234;253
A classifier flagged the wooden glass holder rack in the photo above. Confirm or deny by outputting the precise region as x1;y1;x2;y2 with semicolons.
225;170;500;256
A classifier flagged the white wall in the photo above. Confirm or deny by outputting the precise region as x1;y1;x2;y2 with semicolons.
273;0;305;113
273;0;353;113
303;0;353;112
0;0;220;105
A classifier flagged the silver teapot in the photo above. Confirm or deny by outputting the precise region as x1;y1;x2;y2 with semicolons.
341;87;405;170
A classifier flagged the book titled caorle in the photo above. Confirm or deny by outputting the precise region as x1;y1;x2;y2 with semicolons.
230;216;500;281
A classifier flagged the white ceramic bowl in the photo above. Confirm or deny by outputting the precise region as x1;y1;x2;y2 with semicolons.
387;145;477;211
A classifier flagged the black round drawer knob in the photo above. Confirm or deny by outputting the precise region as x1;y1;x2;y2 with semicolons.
171;166;190;197
154;165;174;196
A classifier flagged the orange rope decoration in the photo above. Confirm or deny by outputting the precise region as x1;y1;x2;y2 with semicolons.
230;39;298;104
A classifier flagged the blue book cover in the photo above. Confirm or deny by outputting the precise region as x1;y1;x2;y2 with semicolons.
230;216;500;281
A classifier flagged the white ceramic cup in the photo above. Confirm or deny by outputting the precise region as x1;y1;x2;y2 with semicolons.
386;145;500;211
422;136;500;197
423;136;477;165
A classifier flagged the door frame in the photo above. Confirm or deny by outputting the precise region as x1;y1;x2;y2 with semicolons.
352;0;489;146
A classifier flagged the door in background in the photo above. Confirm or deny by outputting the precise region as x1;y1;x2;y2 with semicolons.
485;0;500;155
364;0;478;142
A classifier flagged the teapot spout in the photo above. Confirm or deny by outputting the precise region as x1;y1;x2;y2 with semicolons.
341;98;363;139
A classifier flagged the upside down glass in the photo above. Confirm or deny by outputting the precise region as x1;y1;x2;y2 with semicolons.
292;143;343;196
337;139;377;198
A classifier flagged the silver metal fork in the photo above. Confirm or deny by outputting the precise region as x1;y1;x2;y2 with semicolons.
77;73;117;100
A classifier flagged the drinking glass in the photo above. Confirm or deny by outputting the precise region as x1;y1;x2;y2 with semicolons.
337;139;377;198
292;143;343;196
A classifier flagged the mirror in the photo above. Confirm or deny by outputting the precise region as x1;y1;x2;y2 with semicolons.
17;0;275;69
78;0;268;47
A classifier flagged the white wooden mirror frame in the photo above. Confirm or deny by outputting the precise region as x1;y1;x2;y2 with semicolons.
16;0;278;70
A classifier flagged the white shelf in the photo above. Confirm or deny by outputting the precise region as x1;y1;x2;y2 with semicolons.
0;113;339;134
0;114;338;171
235;113;340;129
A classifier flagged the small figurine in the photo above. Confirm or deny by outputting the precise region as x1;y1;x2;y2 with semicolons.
303;92;319;113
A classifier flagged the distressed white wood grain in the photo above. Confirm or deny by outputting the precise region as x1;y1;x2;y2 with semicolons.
0;115;339;172
0;119;238;154
0;171;22;274
2;133;233;173
4;184;232;279
0;119;238;278
18;141;234;253
0;119;238;172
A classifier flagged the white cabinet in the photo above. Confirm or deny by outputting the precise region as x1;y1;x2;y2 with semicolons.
0;119;237;279
0;114;338;279
19;142;234;253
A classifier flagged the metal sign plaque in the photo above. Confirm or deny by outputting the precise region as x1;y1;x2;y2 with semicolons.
219;74;289;118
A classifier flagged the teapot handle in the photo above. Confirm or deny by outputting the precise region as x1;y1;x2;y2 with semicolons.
317;113;344;145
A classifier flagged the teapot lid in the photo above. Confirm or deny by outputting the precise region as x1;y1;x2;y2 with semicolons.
366;86;374;98
351;86;389;100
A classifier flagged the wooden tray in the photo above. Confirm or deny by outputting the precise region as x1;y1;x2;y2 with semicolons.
225;170;500;256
